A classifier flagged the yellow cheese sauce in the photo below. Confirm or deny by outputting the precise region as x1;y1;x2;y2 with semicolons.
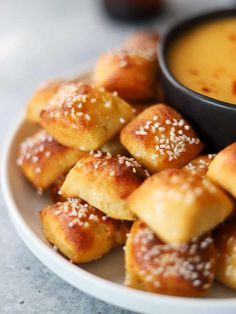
168;18;236;105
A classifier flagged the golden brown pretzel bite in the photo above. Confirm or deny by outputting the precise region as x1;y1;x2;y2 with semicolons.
127;169;233;244
26;80;65;123
61;151;150;220
40;83;134;150
124;31;165;102
213;218;236;290
207;142;236;198
93;50;158;102
125;220;216;297
40;198;130;263
17;130;84;190
124;31;165;103
120;104;203;173
183;154;216;177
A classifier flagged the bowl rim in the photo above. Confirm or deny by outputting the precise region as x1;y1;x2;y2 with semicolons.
159;8;236;111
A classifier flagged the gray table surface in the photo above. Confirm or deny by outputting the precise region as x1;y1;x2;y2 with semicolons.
0;0;234;313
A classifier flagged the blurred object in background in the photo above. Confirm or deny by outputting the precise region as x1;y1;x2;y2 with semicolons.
102;0;163;22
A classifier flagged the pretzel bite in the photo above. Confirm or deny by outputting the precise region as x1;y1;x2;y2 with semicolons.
183;154;216;177
213;219;236;290
40;198;130;263
123;31;160;53
94;50;158;102
125;220;216;297
26;80;64;123
40;83;134;150
207;142;236;198
100;135;129;156
17;130;84;190
127;169;233;243
49;173;68;202
120;104;203;173
61;151;150;220
123;32;165;103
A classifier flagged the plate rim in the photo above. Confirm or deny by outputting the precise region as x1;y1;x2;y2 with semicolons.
1;79;236;314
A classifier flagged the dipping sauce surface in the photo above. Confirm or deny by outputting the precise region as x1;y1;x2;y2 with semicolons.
168;17;236;105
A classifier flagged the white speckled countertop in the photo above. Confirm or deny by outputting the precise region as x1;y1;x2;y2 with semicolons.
0;0;234;313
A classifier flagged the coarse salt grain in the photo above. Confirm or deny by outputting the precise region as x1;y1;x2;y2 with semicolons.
85;114;91;121
119;60;128;68
35;167;41;174
32;156;39;163
135;130;148;136
104;100;111;108
112;91;118;96
45;151;51;158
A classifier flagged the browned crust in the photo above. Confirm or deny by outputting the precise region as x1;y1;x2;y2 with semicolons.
94;51;158;102
121;104;204;173
40;199;130;263
17;129;84;189
125;220;216;297
40;82;134;150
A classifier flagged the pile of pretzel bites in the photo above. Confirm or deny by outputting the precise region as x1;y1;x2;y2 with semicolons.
17;32;236;297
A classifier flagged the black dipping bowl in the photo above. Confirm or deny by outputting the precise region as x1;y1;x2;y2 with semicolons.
159;9;236;152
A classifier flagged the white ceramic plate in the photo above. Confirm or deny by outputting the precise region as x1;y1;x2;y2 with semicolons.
2;71;236;314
